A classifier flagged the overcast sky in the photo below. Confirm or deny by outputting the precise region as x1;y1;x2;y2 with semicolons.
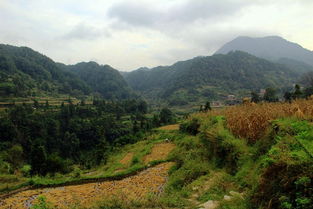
0;0;312;71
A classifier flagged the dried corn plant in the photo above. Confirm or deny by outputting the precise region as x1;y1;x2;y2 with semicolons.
199;99;313;142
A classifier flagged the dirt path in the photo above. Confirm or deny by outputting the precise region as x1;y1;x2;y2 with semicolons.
0;143;176;209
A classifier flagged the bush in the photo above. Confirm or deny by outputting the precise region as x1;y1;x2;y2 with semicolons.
131;156;139;166
71;166;81;178
21;164;31;177
180;118;200;135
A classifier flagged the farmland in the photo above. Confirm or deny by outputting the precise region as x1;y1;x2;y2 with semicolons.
0;99;312;209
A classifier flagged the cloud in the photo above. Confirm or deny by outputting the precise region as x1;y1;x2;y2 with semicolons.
62;23;110;40
107;0;252;30
108;2;161;27
0;0;312;70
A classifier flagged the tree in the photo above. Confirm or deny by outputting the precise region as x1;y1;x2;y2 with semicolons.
4;145;24;170
263;88;278;102
138;100;148;114
204;101;211;112
251;91;260;103
159;108;174;125
284;92;292;103
30;140;47;175
293;84;302;99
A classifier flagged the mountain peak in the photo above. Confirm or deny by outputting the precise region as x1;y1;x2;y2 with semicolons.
215;36;313;66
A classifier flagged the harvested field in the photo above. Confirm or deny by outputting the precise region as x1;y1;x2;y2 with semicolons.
0;162;174;209
158;124;179;131
144;143;175;164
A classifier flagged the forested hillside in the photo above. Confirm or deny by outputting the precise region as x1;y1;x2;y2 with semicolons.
124;51;300;106
0;44;90;97
0;44;136;100
59;62;135;100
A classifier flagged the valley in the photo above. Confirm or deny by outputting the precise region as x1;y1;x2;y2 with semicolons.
1;35;313;209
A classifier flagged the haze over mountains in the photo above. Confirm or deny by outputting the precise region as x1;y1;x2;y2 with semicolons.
1;35;312;106
215;36;313;68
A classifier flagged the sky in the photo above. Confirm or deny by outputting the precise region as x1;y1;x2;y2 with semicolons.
0;0;313;71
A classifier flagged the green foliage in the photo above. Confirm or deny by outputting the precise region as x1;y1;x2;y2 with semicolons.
251;119;313;209
159;107;175;125
130;156;139;166
61;62;135;99
21;165;31;177
180;118;200;135
124;51;299;106
31;195;53;209
251;91;260;103
164;134;211;199
72;166;81;178
263;87;278;102
0;44;90;97
0;99;161;178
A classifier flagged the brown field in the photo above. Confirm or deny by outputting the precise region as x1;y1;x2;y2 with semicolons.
119;153;134;166
0;162;174;209
144;143;176;164
198;99;313;142
158;124;180;131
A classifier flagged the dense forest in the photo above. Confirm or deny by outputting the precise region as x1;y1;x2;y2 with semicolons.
0;100;175;176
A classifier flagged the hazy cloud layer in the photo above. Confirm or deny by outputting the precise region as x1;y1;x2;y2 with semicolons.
0;0;312;70
108;0;249;28
63;24;110;40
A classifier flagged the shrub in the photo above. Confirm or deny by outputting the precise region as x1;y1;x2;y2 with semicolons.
21;164;31;177
180;118;200;135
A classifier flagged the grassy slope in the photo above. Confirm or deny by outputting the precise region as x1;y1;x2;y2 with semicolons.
93;109;312;209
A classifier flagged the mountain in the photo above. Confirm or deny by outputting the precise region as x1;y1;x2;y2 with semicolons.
124;51;300;105
276;58;313;73
60;62;135;99
0;44;134;100
0;44;91;97
215;36;313;67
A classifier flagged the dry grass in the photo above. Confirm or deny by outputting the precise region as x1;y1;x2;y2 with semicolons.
143;143;176;164
158;124;180;131
0;162;174;209
197;99;313;142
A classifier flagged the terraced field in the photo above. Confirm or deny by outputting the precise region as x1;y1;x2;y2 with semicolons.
144;143;175;164
0;143;176;209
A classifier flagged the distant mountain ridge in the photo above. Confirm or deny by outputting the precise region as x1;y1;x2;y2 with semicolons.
124;51;300;106
215;36;313;67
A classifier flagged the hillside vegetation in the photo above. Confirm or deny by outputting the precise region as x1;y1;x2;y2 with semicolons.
124;51;300;106
0;44;90;98
0;99;312;209
0;44;135;100
59;62;135;100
